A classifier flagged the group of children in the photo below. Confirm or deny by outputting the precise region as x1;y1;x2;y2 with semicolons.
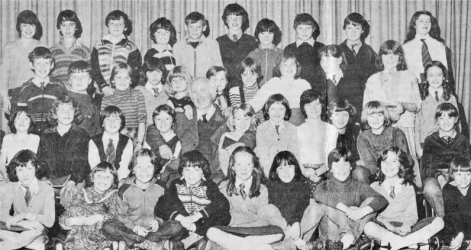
0;3;470;250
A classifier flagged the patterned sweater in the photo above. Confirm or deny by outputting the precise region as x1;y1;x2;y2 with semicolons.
143;45;176;71
50;41;91;87
101;88;147;129
247;45;283;86
91;36;142;90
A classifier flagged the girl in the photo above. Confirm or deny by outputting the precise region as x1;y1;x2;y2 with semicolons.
136;57;169;127
229;57;264;121
255;94;299;177
402;11;454;85
50;10;91;90
357;101;411;182
219;103;258;175
91;10;141;96
207;66;231;116
327;99;369;183
0;110;39;180
58;162;121;250
155;150;231;248
0;10;46;117
165;66;194;119
101;149;183;250
416;61;458;149
207;147;288;250
319;45;364;122
216;3;258;86
145;104;181;186
247;18;283;86
364;40;421;157
364;147;444;250
88;106;133;181
143;17;177;71
266;151;311;244
248;51;311;125
441;156;471;250
297;89;338;182
101;63;146;147
0;150;54;250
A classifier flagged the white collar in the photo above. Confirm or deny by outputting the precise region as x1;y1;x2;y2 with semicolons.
145;82;163;94
102;34;126;43
270;120;285;132
235;176;253;193
228;30;243;40
346;40;362;48
429;86;443;100
18;177;40;195
196;105;216;121
151;44;172;52
103;132;120;145
296;37;315;47
382;178;403;195
414;34;431;42
326;71;344;83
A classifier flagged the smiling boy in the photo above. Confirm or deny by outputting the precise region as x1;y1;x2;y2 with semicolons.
17;47;67;134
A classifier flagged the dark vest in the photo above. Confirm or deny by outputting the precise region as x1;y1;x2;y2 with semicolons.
92;133;129;169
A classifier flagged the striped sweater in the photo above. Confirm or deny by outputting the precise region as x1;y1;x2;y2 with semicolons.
91;36;142;90
50;41;91;88
143;45;176;71
101;88;146;129
17;79;67;124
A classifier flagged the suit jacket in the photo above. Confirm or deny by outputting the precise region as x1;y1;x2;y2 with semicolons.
146;105;227;172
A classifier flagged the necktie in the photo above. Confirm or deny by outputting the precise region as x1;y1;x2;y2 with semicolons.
351;44;358;57
442;136;452;144
152;87;160;97
106;139;116;165
216;95;222;107
232;34;239;42
275;125;280;135
420;39;432;67
24;186;32;206
239;183;247;200
202;114;208;123
435;91;439;102
390;186;395;199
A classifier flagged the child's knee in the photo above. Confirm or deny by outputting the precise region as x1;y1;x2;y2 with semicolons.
423;178;442;195
363;222;375;235
206;227;221;241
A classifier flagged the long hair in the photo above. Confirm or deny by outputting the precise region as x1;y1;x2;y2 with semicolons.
48;95;83;127
376;40;407;71
16;10;43;40
56;9;83;38
128;148;162;178
87;162;118;189
376;147;415;186
226;146;265;198
7;150;45;182
419;61;453;101
139;57;168;86
268;151;303;182
404;11;444;44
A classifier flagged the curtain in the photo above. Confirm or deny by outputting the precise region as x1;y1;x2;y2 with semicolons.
0;0;469;137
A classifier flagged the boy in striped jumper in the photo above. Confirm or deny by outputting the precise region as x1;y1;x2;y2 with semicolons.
16;47;67;134
91;10;141;98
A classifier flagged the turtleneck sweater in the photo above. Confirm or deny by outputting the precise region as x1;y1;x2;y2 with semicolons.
101;87;147;129
313;176;388;212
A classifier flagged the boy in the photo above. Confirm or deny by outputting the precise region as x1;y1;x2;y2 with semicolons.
17;46;67;134
422;103;471;217
88;106;133;181
101;149;184;249
90;10;141;97
67;60;101;137
216;3;257;87
173;12;223;78
338;13;377;89
50;9;91;90
284;13;325;90
300;147;388;249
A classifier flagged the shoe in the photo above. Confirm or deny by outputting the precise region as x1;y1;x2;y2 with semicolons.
326;240;343;250
428;236;441;250
355;235;372;250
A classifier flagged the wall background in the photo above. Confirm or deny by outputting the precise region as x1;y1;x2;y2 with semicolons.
0;0;470;136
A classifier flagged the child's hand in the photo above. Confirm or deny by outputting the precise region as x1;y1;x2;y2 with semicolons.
61;181;77;199
345;206;367;221
159;145;173;160
6;215;23;227
18;220;44;231
285;222;301;241
184;105;193;120
85;214;104;225
178;216;194;230
175;107;184;113
133;225;149;236
102;86;115;96
397;225;411;236
134;143;142;153
450;233;464;250
149;219;160;232
437;175;447;189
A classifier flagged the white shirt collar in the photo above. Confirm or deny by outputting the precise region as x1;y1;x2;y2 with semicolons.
103;132;120;148
326;71;344;83
228;30;243;40
382;178;403;195
235;176;253;194
414;33;431;42
102;34;126;43
151;44;173;52
145;82;163;95
196;105;216;121
269;120;285;132
19;177;39;195
429;86;443;100
296;37;315;47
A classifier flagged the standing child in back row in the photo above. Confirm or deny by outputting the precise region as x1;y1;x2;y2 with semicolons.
143;17;177;71
217;3;258;87
284;13;325;90
174;12;223;78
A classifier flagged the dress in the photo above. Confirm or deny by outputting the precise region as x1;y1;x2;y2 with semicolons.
60;187;119;250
